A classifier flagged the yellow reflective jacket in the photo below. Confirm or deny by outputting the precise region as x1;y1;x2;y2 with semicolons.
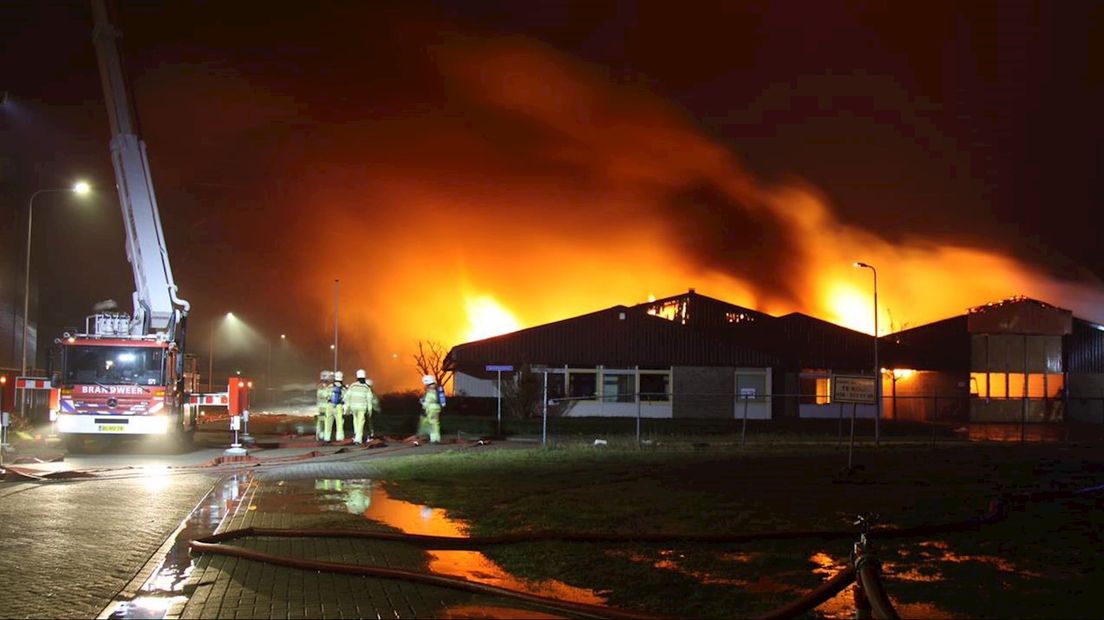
421;386;442;413
345;381;373;408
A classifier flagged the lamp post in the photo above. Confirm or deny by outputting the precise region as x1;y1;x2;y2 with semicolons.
333;279;340;372
853;261;880;445
266;334;286;402
22;183;92;378
208;312;233;392
21;182;91;418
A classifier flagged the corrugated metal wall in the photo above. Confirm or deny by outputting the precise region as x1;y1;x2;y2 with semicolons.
1066;319;1104;373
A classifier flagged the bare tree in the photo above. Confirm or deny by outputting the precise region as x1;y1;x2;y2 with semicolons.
413;341;453;389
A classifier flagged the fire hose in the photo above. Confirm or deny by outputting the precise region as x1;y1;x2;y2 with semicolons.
189;483;1103;619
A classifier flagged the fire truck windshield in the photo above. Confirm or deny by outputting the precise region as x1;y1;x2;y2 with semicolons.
64;346;164;386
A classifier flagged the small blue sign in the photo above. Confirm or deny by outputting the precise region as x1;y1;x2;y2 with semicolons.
485;365;514;372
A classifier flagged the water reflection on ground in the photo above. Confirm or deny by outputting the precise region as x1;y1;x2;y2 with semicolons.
107;473;251;619
307;478;606;605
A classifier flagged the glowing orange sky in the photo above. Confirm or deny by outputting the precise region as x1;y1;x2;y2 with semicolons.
282;35;1104;391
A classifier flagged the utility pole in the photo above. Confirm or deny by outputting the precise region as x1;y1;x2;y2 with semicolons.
333;279;340;372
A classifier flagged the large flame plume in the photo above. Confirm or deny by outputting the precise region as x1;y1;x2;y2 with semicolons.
273;35;1104;390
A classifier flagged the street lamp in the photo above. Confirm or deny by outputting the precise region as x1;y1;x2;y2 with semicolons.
333;279;340;372
208;312;233;392
266;334;286;398
22;182;92;377
853;261;881;445
21;182;92;418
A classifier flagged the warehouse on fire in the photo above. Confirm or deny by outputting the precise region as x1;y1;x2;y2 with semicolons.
446;291;1104;425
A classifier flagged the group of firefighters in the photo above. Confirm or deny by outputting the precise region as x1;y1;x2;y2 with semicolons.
314;370;443;444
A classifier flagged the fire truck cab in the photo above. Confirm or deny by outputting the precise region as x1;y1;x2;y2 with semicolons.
56;313;194;442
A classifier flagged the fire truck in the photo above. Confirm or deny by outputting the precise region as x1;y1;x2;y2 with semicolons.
54;0;195;445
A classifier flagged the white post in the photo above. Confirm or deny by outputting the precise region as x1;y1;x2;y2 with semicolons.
496;369;502;436
541;370;548;448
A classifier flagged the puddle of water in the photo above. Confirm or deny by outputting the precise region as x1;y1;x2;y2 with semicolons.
607;547;791;591
105;473;251;619
294;478;605;605
811;549;962;619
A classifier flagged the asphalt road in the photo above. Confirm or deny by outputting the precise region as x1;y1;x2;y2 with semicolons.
0;449;220;619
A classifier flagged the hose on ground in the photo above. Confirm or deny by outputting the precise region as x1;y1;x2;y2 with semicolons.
754;565;856;620
856;557;900;620
188;480;1103;619
190;537;667;620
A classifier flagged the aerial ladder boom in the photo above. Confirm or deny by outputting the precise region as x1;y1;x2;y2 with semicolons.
90;0;189;338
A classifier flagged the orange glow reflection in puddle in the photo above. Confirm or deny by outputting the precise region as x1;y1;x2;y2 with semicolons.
608;548;792;592
811;550;958;619
314;479;605;605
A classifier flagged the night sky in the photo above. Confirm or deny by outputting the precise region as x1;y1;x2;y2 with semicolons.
2;0;1102;390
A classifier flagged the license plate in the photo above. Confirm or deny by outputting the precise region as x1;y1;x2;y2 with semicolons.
98;425;125;432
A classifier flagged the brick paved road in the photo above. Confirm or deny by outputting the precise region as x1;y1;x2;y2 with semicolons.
175;461;554;619
0;472;218;619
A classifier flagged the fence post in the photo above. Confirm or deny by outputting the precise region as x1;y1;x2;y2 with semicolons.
541;370;548;449
931;396;938;448
848;402;858;471
838;402;845;447
636;390;642;450
741;394;749;447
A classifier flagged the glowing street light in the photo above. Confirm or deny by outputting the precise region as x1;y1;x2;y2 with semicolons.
208;312;234;392
21;182;93;417
22;182;94;375
853;261;881;445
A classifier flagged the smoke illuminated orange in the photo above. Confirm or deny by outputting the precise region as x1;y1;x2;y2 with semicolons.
290;35;1104;391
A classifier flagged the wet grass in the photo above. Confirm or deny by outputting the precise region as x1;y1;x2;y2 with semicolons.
366;442;1104;618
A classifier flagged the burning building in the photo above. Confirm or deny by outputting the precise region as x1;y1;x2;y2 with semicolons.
448;291;1104;428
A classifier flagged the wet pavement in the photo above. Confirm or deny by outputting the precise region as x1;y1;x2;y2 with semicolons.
0;469;218;619
173;460;589;619
100;473;251;619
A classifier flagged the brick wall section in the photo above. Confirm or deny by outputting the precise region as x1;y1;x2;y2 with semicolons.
672;366;733;419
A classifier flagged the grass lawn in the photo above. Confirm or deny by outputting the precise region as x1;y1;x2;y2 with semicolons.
365;441;1104;619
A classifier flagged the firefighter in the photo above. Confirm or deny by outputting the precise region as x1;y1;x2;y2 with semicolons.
419;374;442;443
366;378;380;438
345;369;377;444
323;370;347;443
314;370;332;440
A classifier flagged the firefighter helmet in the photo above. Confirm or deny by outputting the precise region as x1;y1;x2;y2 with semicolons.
356;369;367;379
334;371;344;382
422;374;436;385
320;370;332;380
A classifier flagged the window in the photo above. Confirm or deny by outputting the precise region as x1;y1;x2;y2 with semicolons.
1046;374;1065;398
601;372;634;403
568;371;597;400
1008;373;1026;398
63;345;164;386
545;372;566;400
736;371;767;403
1027;374;1046;399
970;373;986;398
989;372;1007;399
639;372;670;402
799;375;831;405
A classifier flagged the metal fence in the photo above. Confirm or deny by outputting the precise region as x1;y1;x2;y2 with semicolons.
440;390;1104;448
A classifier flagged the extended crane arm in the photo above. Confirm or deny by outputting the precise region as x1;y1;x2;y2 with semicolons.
90;0;189;337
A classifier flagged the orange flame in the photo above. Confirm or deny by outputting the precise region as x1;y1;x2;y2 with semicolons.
290;35;1104;390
